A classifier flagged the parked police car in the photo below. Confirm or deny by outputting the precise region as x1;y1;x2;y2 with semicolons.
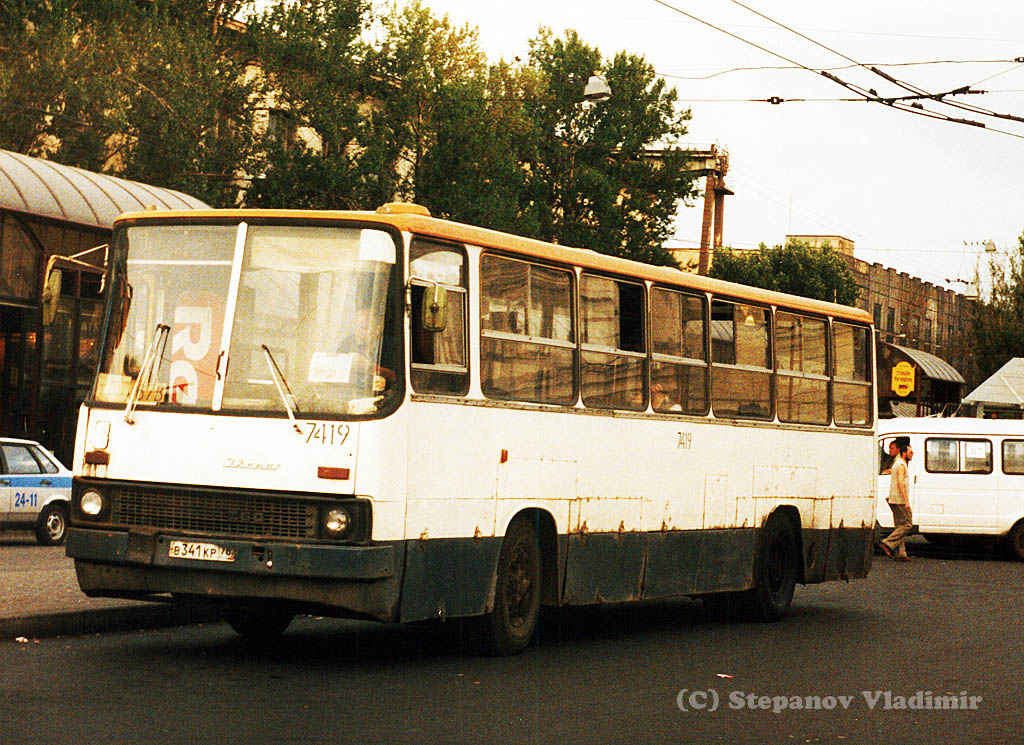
0;438;72;545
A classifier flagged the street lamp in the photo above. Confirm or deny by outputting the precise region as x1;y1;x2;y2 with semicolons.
582;75;611;103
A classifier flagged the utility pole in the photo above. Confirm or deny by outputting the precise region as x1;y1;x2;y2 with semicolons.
694;144;732;275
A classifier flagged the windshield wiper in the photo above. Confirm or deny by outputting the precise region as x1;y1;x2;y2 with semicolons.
125;323;170;424
261;344;302;433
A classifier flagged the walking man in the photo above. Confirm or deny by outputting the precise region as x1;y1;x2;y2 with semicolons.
880;436;913;561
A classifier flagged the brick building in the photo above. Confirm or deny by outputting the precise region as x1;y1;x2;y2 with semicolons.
788;235;976;416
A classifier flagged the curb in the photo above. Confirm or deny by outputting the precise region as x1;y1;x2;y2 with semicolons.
0;604;224;641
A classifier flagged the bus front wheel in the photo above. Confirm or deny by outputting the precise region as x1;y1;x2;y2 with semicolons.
1006;521;1024;561
483;518;541;655
743;515;798;621
227;605;294;642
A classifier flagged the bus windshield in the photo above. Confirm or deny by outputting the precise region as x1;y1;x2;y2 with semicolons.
93;221;402;418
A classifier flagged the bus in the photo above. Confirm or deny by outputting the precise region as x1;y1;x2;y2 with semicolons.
65;203;877;653
877;417;1024;560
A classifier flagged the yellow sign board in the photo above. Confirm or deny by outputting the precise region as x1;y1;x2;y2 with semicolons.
891;361;916;397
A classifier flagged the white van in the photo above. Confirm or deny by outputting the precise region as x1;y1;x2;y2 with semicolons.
877;417;1024;560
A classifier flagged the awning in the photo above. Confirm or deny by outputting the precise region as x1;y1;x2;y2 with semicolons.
0;149;209;230
963;357;1024;405
888;343;965;385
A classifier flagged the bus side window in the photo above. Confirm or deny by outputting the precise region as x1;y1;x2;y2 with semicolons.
410;241;468;395
776;311;828;425
580;274;645;411
710;299;772;419
480;255;575;405
650;287;707;415
833;322;873;426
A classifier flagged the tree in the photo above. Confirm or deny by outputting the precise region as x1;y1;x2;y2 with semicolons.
0;0;260;207
708;240;860;306
970;231;1024;381
242;0;374;209
520;30;698;266
362;0;492;206
1;1;704;252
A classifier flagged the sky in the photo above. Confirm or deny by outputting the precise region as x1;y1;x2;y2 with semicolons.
414;0;1024;293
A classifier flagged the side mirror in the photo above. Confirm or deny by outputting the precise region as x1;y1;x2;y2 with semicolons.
420;283;448;332
42;267;62;326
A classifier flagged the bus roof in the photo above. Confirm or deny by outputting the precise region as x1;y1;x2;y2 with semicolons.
114;206;873;324
878;417;1024;437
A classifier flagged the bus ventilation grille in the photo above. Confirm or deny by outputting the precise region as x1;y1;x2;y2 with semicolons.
113;487;318;539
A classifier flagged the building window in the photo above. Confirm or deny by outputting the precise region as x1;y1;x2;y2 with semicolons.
873;303;882;328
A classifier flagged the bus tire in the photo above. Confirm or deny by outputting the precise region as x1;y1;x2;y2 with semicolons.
1006;521;1024;561
227;605;294;642
35;502;68;546
743;514;798;621
483;518;541;655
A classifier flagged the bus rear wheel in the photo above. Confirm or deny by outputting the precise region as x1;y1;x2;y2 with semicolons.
742;514;798;621
483;518;541;655
227;605;295;642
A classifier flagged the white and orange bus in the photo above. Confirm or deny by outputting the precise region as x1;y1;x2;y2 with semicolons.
66;203;876;653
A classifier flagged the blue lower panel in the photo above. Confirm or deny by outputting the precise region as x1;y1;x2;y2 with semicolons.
398;536;502;623
67;528;394;580
563;532;646;604
66;523;874;625
643;529;757;598
67;527;405;622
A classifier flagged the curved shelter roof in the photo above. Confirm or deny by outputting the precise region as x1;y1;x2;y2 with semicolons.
0;149;209;230
889;343;965;385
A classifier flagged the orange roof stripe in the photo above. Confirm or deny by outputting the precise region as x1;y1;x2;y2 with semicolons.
114;207;873;324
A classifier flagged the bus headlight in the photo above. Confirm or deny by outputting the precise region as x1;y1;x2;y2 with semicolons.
81;490;104;516
324;507;351;537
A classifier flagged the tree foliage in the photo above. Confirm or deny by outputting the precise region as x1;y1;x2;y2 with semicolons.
708;240;860;306
0;0;258;206
242;0;372;209
970;232;1024;381
0;1;701;262
520;30;697;265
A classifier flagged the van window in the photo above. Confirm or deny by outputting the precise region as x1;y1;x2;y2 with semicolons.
878;436;898;474
925;438;993;474
1003;440;1024;475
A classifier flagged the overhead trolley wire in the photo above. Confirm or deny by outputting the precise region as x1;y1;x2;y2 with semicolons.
725;0;1024;127
661;58;1023;82
650;0;1024;138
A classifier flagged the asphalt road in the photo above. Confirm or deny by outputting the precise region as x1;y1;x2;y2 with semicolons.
2;540;1023;745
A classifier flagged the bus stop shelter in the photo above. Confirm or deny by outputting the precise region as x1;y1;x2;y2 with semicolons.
0;149;208;460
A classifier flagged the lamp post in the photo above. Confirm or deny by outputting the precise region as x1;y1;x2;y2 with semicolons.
557;74;611;239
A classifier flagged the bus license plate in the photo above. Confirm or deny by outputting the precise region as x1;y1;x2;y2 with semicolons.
168;540;235;563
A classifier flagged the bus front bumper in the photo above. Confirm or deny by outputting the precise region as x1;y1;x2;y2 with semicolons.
66;527;402;621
